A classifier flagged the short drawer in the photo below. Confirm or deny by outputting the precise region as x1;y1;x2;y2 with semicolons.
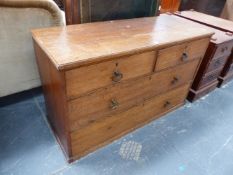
206;55;229;73
200;68;222;88
155;38;209;71
213;41;233;59
68;59;199;131
70;84;190;157
66;51;156;98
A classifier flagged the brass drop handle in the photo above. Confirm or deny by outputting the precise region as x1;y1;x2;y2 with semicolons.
110;99;119;110
181;52;188;61
112;70;123;82
171;77;179;85
164;101;171;108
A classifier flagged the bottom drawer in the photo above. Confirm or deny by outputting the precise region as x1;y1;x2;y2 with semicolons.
70;84;190;158
188;81;218;102
200;68;222;88
206;55;229;74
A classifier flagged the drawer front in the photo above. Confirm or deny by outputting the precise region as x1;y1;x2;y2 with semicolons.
213;41;233;59
155;38;209;71
70;84;190;157
68;59;199;131
206;55;229;73
200;68;222;88
66;51;156;98
228;63;233;74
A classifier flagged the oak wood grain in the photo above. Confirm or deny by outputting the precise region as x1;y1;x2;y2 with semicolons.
32;15;212;162
31;14;214;70
66;51;156;98
155;38;209;71
33;41;72;161
68;59;199;131
70;84;190;158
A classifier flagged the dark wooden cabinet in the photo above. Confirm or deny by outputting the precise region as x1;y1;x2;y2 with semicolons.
174;11;233;101
174;11;233;87
64;0;159;24
188;33;233;102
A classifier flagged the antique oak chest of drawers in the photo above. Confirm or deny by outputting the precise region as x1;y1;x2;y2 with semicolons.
174;11;233;88
32;14;213;162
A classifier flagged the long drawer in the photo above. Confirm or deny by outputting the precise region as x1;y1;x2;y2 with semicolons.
205;55;229;73
68;59;199;131
66;51;156;98
199;68;222;88
212;41;233;59
155;38;209;71
70;84;190;158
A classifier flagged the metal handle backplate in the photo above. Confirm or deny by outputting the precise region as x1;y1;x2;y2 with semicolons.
110;99;119;110
181;52;188;61
164;101;171;108
112;70;123;82
171;77;179;85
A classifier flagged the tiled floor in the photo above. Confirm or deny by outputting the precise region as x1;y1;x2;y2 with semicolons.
1;82;233;175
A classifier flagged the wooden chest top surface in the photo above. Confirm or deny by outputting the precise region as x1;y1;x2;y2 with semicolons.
173;14;233;45
175;11;233;33
32;14;213;70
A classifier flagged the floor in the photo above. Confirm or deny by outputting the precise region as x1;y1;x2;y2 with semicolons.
1;82;233;175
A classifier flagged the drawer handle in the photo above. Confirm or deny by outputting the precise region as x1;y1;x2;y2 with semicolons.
110;99;119;110
164;101;171;108
181;53;188;61
221;47;228;53
112;70;123;82
171;77;179;85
